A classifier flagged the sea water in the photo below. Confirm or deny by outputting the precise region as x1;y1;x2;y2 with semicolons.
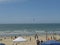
0;24;60;36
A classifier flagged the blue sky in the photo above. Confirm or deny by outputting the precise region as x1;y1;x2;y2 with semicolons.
0;0;60;24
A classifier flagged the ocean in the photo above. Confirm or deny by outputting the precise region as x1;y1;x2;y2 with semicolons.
0;23;60;36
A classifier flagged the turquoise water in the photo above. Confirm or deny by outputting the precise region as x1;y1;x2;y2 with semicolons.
0;24;60;36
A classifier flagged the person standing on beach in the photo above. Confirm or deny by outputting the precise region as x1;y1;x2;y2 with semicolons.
15;36;17;39
30;37;31;41
35;34;38;40
51;36;52;40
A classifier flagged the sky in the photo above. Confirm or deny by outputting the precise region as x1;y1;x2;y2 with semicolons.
0;0;60;24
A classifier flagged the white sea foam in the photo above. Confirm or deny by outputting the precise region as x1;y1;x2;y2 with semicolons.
0;30;60;36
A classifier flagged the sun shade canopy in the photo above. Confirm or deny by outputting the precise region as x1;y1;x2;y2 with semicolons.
13;37;27;42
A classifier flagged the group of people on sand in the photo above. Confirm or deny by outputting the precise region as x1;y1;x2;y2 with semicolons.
36;39;43;45
34;34;43;45
35;34;57;45
13;34;56;45
29;34;43;45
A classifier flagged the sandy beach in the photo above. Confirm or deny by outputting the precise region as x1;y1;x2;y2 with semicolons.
0;35;60;45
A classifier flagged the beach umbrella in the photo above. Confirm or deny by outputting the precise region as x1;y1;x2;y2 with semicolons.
13;37;27;42
41;40;60;45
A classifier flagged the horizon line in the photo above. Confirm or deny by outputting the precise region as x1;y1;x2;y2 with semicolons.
0;23;60;24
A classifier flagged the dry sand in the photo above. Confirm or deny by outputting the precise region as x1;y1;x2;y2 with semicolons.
0;35;60;45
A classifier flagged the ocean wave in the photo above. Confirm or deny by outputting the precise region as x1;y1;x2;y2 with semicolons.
0;30;60;36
